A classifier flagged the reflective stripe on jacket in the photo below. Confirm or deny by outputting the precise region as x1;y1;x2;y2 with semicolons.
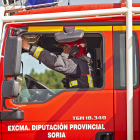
66;58;98;88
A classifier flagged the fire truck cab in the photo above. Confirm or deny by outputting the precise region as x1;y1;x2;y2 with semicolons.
0;1;140;140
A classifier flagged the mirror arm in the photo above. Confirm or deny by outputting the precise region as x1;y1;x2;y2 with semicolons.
2;98;18;111
8;27;28;36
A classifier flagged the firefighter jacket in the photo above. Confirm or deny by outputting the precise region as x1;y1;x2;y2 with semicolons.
29;45;98;88
66;58;98;88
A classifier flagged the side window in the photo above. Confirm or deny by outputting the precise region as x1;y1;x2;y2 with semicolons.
21;53;65;90
14;32;104;104
15;53;65;103
113;31;139;89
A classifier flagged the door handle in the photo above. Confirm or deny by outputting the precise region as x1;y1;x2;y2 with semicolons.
95;132;113;140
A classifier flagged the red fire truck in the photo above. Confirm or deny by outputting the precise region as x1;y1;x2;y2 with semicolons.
0;0;140;140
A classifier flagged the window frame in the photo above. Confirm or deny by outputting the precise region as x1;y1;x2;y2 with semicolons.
13;31;105;104
113;31;139;89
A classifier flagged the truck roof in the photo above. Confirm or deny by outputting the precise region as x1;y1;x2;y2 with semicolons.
13;3;140;22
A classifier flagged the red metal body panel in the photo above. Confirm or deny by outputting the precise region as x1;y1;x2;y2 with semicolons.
114;90;127;140
114;87;140;140
2;90;113;140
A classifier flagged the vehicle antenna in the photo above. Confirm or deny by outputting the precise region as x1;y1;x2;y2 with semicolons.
68;0;70;5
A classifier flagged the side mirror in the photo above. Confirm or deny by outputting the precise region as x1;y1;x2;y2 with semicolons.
1;28;22;110
1;80;24;120
4;28;22;77
1;27;24;120
2;80;19;99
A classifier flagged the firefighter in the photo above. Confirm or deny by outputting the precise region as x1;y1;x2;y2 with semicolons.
22;37;98;88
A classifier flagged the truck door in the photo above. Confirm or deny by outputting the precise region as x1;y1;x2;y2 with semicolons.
113;26;140;140
1;25;114;140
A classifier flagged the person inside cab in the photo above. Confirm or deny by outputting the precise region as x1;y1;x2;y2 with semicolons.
22;29;98;89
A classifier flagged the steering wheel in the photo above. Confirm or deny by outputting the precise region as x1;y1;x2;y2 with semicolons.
24;74;55;102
